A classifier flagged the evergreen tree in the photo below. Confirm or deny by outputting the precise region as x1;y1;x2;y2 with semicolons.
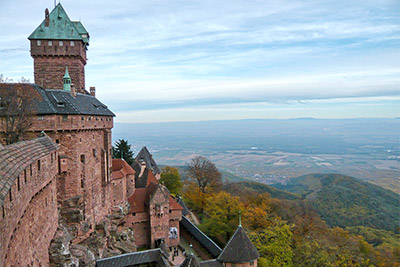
112;139;134;165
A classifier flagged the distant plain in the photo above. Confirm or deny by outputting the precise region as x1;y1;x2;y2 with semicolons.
113;118;400;193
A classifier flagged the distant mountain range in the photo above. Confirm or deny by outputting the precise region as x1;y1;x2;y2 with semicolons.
271;173;400;232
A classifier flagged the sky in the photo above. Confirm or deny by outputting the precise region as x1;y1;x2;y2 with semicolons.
0;0;399;122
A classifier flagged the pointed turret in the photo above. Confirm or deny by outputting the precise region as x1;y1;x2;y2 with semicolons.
63;66;71;91
217;213;260;264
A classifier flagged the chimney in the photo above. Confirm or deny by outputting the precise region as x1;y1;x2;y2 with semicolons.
45;8;50;27
139;161;146;178
70;84;76;97
90;86;96;97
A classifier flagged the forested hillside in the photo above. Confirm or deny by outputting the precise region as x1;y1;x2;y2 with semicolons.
272;173;400;232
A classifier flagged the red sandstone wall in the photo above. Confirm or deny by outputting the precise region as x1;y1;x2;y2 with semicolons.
31;40;86;91
126;173;135;198
111;178;127;207
0;152;58;266
126;212;150;248
149;189;170;248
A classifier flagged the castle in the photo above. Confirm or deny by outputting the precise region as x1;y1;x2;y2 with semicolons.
0;4;259;267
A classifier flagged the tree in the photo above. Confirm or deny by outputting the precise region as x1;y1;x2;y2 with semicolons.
187;155;222;193
0;83;39;144
160;166;182;195
112;139;134;165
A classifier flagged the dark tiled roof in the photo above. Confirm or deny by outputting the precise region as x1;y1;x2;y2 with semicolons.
217;226;260;263
0;135;59;207
180;216;222;257
135;147;161;174
199;259;223;267
135;168;158;189
95;248;170;267
177;197;191;216
180;254;200;267
0;83;114;117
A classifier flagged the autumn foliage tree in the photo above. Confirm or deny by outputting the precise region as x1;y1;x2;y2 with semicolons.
160;166;182;195
0;83;39;144
187;155;222;193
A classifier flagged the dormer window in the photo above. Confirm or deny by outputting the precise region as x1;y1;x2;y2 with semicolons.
37;40;41;46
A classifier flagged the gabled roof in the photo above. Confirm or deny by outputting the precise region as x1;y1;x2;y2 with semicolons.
169;196;184;211
180;254;200;267
29;3;89;45
0;84;115;117
135;146;161;174
217;226;260;263
135;168;158;188
0;135;59;207
112;159;135;180
95;248;170;267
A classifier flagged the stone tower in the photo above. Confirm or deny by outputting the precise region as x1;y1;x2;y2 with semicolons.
28;3;89;93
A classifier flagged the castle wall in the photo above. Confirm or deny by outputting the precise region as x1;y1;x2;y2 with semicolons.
0;151;58;266
126;212;150;248
111;177;127;207
31;39;86;91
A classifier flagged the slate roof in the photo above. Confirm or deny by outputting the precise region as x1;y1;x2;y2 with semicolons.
95;248;170;267
180;254;200;267
0;83;114;117
180;216;222;257
217;226;260;263
28;3;89;44
135;168;158;188
177;196;191;216
135;147;161;174
0;135;59;207
112;159;135;180
199;260;223;267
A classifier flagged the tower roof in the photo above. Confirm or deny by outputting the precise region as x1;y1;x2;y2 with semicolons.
135;146;161;174
28;3;89;45
63;66;70;79
217;226;260;263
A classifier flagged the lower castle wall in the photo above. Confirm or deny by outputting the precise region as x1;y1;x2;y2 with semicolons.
4;180;58;267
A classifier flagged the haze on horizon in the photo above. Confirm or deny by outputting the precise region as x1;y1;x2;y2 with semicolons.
1;0;399;122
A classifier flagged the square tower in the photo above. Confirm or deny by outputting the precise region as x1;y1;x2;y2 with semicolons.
28;4;89;93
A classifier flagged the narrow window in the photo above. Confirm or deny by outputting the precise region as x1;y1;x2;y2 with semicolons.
56;139;60;144
63;115;68;122
51;153;53;163
59;41;63;46
48;41;52;46
38;160;41;171
30;164;32;176
17;176;20;191
81;116;84;121
70;41;75;46
38;116;44;121
81;179;84;188
9;189;12;202
2;205;5;218
45;198;48;207
80;154;85;163
93;149;97;157
37;40;41;46
24;169;27;183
